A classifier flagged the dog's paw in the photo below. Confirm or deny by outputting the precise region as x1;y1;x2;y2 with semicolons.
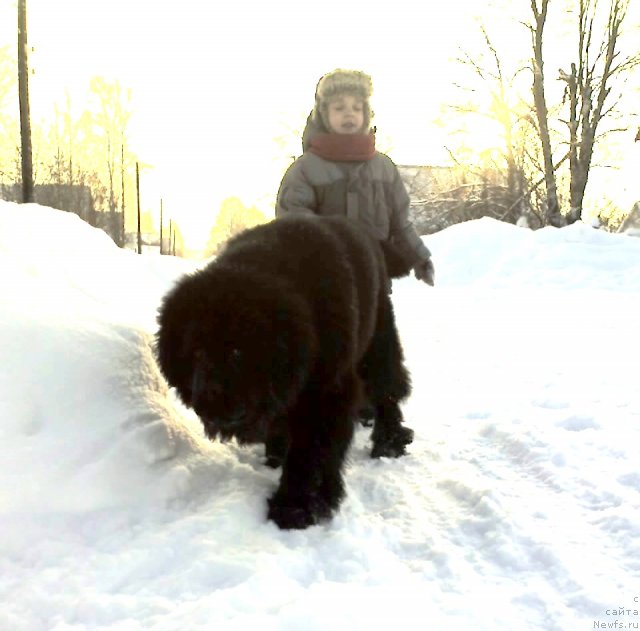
371;425;414;458
267;493;333;530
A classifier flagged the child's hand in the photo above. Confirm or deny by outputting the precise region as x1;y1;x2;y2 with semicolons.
414;258;435;286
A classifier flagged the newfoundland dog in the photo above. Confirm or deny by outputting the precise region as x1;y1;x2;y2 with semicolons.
156;215;415;529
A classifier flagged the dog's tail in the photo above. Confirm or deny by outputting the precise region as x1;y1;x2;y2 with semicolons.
379;240;414;279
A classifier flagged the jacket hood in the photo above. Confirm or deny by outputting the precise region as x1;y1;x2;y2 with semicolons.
301;111;328;152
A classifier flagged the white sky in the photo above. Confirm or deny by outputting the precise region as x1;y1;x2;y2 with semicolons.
1;0;639;245
0;0;490;243
2;199;640;628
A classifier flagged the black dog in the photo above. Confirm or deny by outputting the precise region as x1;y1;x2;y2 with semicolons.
156;215;415;529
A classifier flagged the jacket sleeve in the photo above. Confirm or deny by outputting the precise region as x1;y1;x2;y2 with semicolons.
388;165;431;264
276;159;317;217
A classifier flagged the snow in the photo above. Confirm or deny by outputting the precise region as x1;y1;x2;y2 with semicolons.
1;201;639;630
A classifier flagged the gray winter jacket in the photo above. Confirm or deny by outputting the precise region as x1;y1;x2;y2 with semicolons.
276;129;431;267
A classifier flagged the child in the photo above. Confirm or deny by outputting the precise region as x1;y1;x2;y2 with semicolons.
276;68;435;286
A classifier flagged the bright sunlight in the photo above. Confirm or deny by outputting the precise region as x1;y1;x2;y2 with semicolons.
1;0;638;248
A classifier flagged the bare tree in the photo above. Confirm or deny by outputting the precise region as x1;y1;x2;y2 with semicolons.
205;197;267;256
453;26;537;223
528;0;639;226
529;0;563;226
89;77;133;216
558;0;639;224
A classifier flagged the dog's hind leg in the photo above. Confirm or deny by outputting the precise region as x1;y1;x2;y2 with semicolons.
358;295;414;458
369;398;414;458
267;375;357;530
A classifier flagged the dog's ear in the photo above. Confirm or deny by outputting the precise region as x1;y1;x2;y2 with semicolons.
156;293;196;401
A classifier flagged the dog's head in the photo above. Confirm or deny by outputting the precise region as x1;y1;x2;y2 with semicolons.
156;266;313;442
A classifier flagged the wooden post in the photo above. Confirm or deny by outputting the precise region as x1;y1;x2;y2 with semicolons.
136;162;142;254
18;0;34;203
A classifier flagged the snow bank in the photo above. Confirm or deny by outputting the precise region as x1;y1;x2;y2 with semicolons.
0;202;202;512
426;215;640;290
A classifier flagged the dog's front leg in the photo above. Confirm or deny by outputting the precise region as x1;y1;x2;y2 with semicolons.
267;386;355;530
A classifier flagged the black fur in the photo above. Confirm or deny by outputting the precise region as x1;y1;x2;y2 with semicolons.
156;215;414;529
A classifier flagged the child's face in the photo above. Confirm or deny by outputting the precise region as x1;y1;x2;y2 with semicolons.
326;95;366;134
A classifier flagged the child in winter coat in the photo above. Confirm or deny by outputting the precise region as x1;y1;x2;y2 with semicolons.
276;68;435;286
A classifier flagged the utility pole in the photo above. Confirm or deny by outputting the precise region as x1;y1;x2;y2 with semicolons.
18;0;34;203
120;144;126;247
136;162;142;254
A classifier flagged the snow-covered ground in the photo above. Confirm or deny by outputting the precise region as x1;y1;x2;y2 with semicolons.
1;201;639;631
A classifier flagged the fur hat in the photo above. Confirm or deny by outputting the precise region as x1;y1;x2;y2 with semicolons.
313;69;374;133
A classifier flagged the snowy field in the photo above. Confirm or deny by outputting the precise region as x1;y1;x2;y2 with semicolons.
1;200;639;631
